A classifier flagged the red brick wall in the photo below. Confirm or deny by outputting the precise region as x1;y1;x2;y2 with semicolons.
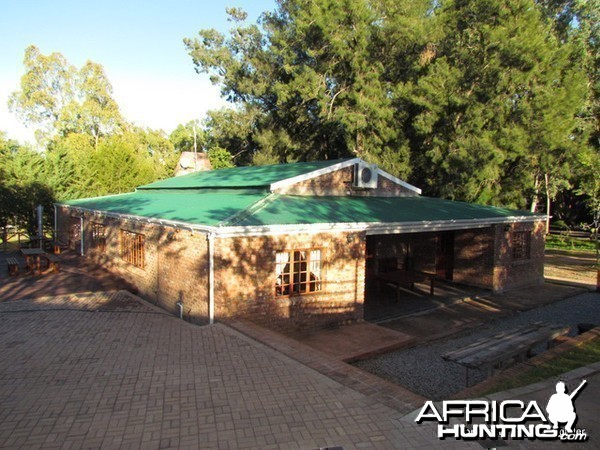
492;221;545;292
274;166;418;197
452;222;545;292
214;231;366;332
57;207;366;331
453;228;496;288
56;206;210;323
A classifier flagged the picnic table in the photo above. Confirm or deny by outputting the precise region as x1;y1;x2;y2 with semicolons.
442;322;571;386
377;270;436;299
20;248;60;275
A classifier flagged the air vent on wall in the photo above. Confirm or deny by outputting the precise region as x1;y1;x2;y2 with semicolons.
353;162;378;189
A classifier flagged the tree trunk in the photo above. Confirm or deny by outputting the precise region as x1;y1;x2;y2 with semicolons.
530;175;540;213
544;173;551;234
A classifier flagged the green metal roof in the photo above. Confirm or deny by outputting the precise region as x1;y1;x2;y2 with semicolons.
63;189;269;227
62;189;539;230
138;159;352;190
229;195;538;227
61;158;541;232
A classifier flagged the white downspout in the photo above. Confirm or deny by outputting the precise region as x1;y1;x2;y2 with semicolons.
208;232;215;325
80;216;84;256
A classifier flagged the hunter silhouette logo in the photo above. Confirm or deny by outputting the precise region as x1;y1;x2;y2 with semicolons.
415;379;589;441
546;379;586;435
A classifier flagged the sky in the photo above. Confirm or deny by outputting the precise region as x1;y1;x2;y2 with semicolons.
0;0;276;145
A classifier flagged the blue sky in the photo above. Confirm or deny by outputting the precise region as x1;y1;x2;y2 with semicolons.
0;0;276;144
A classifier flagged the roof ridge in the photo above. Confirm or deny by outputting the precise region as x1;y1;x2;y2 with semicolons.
217;193;280;227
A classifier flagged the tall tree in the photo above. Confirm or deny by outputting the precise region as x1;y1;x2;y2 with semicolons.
185;0;430;176
408;0;587;218
9;45;124;147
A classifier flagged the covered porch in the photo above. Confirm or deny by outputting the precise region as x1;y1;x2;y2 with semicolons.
363;227;501;322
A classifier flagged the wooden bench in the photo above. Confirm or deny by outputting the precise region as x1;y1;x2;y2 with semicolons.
6;257;21;276
443;322;570;386
44;254;61;273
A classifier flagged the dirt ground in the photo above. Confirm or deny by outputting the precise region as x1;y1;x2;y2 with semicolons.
544;248;597;286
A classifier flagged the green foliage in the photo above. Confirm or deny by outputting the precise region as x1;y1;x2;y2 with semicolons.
86;133;157;196
545;234;596;252
5;46;179;209
185;0;593;221
9;45;124;147
207;147;235;169
169;120;203;153
0;132;56;234
184;0;431;175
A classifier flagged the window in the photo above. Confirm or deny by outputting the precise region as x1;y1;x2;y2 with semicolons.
512;231;531;260
121;230;145;269
91;223;106;252
69;217;81;242
275;249;322;296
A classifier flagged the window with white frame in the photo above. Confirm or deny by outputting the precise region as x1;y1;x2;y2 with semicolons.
275;249;322;296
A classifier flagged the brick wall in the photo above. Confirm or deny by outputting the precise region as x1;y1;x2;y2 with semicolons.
274;166;418;197
56;206;210;323
453;228;496;289
214;231;366;332
492;221;545;292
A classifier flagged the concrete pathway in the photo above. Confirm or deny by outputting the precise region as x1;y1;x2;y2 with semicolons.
0;291;475;449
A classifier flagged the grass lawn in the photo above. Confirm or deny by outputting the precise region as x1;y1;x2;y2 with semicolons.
482;337;600;395
546;234;597;253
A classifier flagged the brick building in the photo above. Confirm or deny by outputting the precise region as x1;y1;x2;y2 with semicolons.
55;158;546;331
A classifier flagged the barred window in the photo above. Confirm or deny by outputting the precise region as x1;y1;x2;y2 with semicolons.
512;231;531;260
91;223;106;252
275;249;322;296
121;230;145;269
69;217;81;242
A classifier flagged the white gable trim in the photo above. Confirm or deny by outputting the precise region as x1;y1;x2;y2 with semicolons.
378;170;422;195
269;158;361;192
269;157;422;195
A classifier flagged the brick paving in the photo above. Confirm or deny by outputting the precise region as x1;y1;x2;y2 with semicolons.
0;291;476;449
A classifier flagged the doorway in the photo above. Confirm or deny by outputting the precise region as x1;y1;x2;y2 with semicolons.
436;231;455;280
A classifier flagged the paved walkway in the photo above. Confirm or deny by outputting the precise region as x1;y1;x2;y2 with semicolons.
0;291;475;449
0;252;134;302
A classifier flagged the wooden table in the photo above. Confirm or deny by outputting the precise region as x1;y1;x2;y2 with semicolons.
442;322;571;386
21;248;48;275
377;270;436;299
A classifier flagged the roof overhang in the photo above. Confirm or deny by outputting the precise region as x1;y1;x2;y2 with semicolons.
214;214;546;238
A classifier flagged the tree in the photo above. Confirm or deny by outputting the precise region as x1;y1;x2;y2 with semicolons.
0;132;56;236
9;45;124;147
207;147;235;169
408;0;587;219
86;133;157;196
184;0;430;176
169;120;203;153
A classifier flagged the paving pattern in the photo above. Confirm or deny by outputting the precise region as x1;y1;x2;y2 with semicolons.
0;291;474;449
